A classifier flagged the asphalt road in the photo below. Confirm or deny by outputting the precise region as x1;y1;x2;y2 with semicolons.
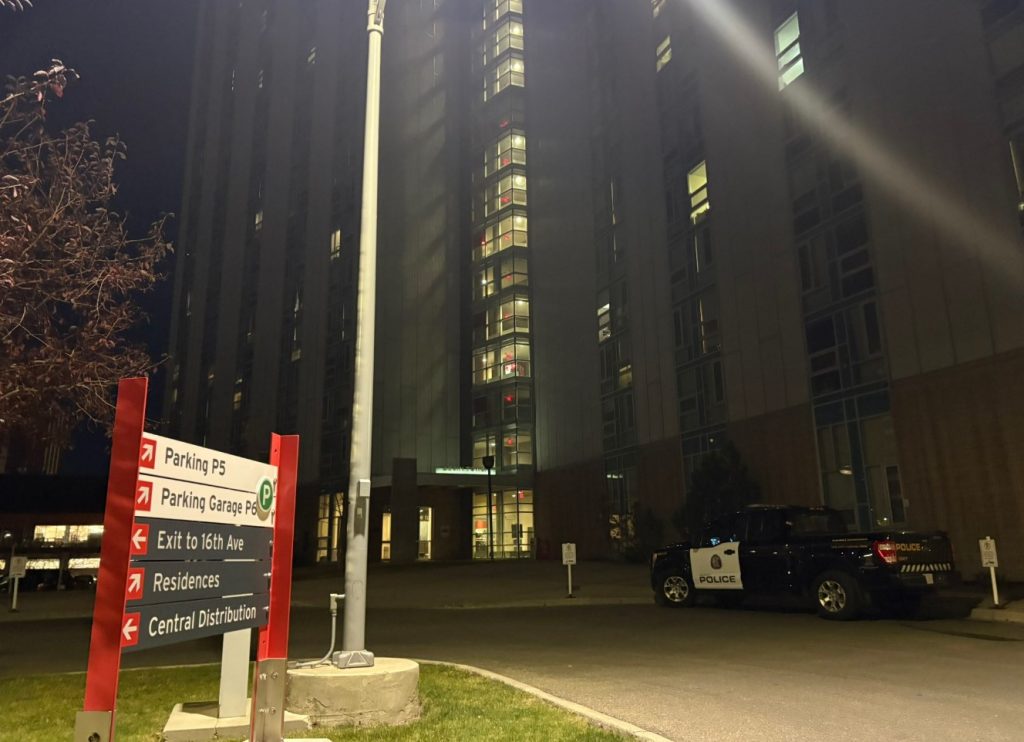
3;590;1023;742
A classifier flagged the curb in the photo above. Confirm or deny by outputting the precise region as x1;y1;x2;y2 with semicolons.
969;607;1024;624
414;658;673;742
439;597;652;610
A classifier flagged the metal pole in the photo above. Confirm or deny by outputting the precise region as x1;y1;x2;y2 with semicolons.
336;0;386;670
11;577;18;612
990;566;1000;607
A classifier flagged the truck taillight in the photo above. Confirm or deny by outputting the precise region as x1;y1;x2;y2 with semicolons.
873;539;898;565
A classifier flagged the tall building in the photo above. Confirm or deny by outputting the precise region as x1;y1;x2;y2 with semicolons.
168;0;1024;577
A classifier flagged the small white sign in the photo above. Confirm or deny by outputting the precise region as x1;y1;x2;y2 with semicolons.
9;556;27;579
561;542;577;566
980;537;999;568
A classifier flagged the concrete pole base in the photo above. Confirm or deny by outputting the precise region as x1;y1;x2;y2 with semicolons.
286;657;420;728
161;700;309;741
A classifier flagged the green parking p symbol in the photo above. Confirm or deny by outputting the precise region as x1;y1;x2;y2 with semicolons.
257;477;275;520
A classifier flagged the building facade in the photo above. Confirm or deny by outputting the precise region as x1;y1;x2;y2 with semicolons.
168;0;1024;577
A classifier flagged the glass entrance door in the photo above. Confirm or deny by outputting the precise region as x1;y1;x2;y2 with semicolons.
418;506;433;560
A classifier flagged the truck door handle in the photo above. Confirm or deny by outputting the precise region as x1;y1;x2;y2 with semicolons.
724;549;736;555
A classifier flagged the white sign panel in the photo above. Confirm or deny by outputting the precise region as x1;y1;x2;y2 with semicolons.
136;434;278;529
979;537;999;568
135;475;275;528
138;434;277;493
561;543;577;566
9;556;27;579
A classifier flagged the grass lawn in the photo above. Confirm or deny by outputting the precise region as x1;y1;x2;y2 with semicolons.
0;663;625;742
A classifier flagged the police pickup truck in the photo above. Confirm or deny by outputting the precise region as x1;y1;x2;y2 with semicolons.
650;505;955;620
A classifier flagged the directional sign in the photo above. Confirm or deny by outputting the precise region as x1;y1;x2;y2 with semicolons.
137;434;277;498
129;518;273;562
124;561;269;606
135;475;275;528
121;594;269;653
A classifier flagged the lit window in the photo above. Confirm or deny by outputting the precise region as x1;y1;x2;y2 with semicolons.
232;390;243;411
501;428;533;469
488;173;527;216
597;297;611;343
489;53;525;98
486;131;526;177
477;213;528;261
688;161;710;222
32;525;102;545
69;557;101;569
652;0;666;18
499;254;529;290
493;0;523;22
330;228;342;259
479;297;530;340
254;210;264;232
656;36;672;72
473;341;531;384
381;512;392;561
307;46;317;65
489;19;524;59
476;265;496;300
775;13;804;90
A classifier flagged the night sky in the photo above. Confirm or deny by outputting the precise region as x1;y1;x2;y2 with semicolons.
1;1;200;474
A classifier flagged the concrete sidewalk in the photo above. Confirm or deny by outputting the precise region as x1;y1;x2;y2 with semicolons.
969;598;1024;624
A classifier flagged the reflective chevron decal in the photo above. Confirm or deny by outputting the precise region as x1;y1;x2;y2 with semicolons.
900;563;953;573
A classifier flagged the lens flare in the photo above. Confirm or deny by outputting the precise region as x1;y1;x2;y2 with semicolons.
683;0;1024;294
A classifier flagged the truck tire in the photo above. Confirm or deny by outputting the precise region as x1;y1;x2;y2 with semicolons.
812;570;863;620
655;570;696;608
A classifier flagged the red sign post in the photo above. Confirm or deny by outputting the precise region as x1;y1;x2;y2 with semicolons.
74;380;299;742
250;434;300;742
74;378;148;741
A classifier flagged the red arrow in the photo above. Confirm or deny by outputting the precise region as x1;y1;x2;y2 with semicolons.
135;481;153;512
121;613;140;647
126;567;144;601
129;523;149;556
139;437;156;468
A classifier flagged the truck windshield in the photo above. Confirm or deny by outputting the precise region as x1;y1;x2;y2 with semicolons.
787;511;847;536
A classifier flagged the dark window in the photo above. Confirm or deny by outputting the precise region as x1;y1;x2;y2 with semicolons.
806;317;836;353
785;509;847;536
700;515;739;547
747;510;785;543
863;303;882;355
835;214;868;255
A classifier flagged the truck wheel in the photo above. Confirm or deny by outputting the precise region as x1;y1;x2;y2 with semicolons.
812;570;863;620
655;570;696;608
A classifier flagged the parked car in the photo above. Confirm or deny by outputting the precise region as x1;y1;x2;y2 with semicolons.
650;505;956;620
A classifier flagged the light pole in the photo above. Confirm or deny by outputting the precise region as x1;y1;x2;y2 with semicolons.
333;0;387;671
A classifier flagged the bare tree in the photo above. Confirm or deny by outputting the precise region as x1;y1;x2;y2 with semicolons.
1;61;172;448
